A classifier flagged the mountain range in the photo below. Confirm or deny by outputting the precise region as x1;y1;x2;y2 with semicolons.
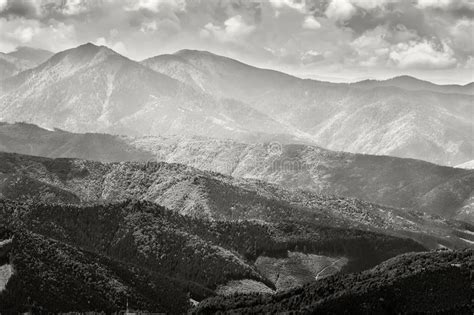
0;149;472;312
1;150;473;249
0;43;472;166
352;75;474;95
0;44;300;144
142;49;473;166
0;42;473;314
0;122;472;223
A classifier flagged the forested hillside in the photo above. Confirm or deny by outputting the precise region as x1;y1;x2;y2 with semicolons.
1;122;472;223
0;199;427;312
0;152;472;249
0;227;196;313
194;249;474;314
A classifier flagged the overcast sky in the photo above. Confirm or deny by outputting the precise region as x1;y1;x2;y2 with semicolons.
0;0;472;83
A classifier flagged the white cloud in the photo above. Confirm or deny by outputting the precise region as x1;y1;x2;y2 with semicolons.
0;0;8;12
302;16;321;30
350;0;392;10
416;0;474;10
325;0;394;21
465;56;474;69
0;17;76;52
140;20;158;33
0;19;40;44
349;26;391;66
125;0;185;12
450;18;474;55
61;0;88;15
200;15;255;43
301;50;324;64
346;25;462;69
95;37;128;55
268;0;306;13
416;0;453;9
389;40;457;69
325;0;357;21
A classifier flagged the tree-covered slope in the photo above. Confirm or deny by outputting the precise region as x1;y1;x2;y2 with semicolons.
0;151;471;249
0;199;428;312
194;249;474;314
1;122;472;223
0;227;196;313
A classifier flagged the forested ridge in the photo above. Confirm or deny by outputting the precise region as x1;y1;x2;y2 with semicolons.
0;199;428;313
194;249;474;314
0;151;471;249
0;153;471;313
0;227;199;313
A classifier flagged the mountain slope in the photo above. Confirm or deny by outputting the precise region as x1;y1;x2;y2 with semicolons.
0;227;198;313
0;47;53;80
130;134;474;222
1;45;472;165
0;44;304;143
194;249;474;314
1;122;471;223
0;151;472;249
143;50;473;166
0;122;155;161
0;199;427;312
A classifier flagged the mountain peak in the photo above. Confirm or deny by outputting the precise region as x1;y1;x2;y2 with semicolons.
171;49;263;72
173;49;221;59
388;75;424;83
174;48;209;54
75;42;114;54
46;42;120;67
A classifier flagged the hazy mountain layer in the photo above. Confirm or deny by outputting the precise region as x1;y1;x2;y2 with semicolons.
0;44;304;144
1;122;472;223
0;44;471;165
143;50;473;166
352;75;474;95
0;47;53;80
0;151;472;249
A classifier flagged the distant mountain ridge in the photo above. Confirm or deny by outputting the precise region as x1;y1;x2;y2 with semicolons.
353;75;474;95
0;122;472;223
142;49;473;166
0;44;472;165
0;47;53;80
0;44;309;144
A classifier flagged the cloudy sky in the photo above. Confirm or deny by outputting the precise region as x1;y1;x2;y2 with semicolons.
0;0;472;83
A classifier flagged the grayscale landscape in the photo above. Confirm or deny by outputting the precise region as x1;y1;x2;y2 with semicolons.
0;0;472;314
